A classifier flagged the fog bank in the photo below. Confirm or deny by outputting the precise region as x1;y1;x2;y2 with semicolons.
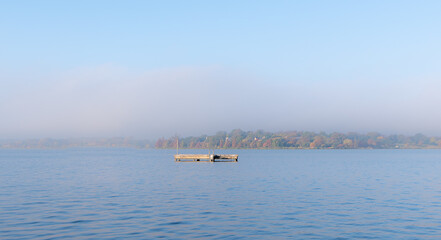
1;65;441;139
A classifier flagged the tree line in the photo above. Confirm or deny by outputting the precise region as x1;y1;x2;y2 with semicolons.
2;130;440;149
155;129;441;149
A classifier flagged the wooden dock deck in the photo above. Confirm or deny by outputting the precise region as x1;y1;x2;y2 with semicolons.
174;154;238;162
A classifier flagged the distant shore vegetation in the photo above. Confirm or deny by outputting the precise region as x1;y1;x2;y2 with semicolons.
156;129;441;149
1;130;441;149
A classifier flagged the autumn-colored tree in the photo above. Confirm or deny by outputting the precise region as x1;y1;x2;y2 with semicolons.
311;136;324;148
155;138;165;148
367;139;376;147
343;139;353;148
263;139;271;148
231;139;237;148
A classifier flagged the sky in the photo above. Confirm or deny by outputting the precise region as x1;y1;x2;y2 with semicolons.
1;0;441;139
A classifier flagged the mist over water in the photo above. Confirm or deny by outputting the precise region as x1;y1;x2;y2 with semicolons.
2;65;441;139
1;1;441;139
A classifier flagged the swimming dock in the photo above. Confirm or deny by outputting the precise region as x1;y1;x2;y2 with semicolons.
174;154;238;162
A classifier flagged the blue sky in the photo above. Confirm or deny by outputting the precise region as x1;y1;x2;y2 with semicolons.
1;1;441;138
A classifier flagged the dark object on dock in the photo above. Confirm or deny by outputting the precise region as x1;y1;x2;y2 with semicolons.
174;154;238;162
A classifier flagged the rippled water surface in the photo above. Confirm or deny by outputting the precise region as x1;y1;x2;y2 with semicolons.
1;149;441;239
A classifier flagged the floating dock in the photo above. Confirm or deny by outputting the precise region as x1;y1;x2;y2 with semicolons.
174;154;238;162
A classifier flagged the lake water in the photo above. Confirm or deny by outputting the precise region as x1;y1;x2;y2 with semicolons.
1;149;441;239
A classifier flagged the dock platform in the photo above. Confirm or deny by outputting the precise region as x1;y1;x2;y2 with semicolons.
174;154;238;162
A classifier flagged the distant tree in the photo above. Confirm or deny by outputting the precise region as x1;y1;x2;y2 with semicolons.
232;139;237;148
367;139;376;147
329;133;345;148
343;139;353;148
311;136;324;149
263;139;271;148
155;138;165;148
